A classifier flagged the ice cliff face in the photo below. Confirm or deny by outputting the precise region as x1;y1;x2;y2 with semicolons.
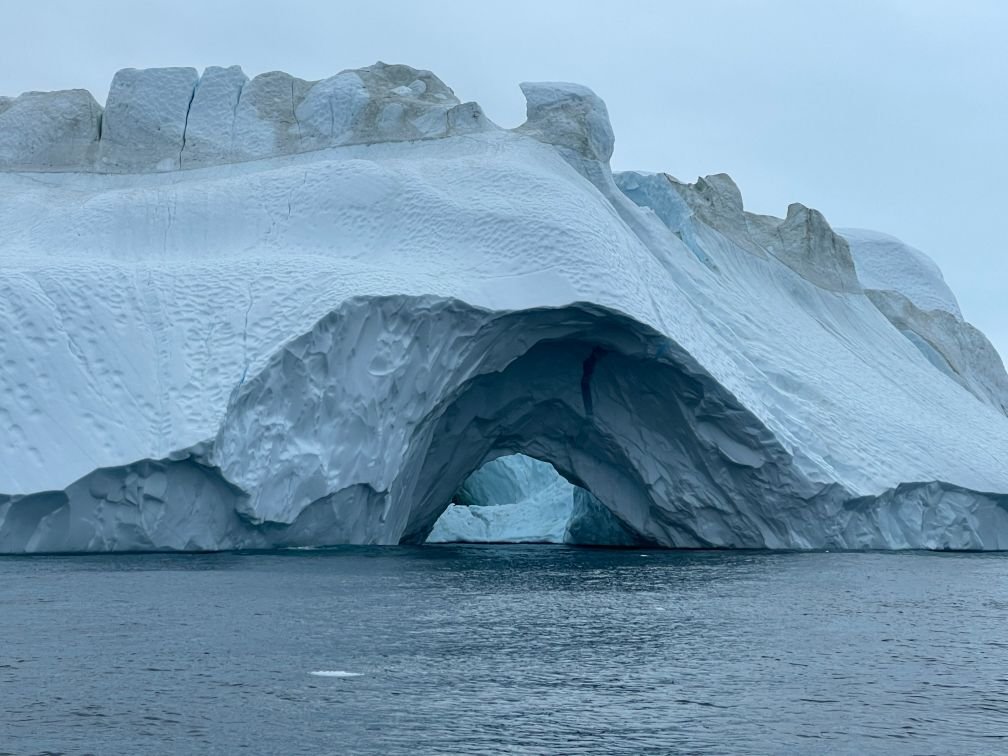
2;62;1007;553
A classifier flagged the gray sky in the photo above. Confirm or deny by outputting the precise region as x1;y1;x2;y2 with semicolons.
3;0;1005;359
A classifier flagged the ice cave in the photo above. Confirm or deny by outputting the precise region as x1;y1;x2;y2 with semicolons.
2;62;1007;552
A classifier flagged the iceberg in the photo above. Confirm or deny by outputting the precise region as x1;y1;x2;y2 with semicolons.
2;62;1007;552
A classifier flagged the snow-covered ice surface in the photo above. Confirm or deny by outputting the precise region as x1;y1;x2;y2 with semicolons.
839;227;1008;415
2;62;1008;552
840;228;962;317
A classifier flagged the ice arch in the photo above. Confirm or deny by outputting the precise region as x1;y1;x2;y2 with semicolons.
4;294;1007;553
212;295;821;548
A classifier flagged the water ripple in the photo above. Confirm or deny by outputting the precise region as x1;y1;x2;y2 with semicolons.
0;547;1006;754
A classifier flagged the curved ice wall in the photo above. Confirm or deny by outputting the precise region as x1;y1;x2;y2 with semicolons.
2;62;1007;552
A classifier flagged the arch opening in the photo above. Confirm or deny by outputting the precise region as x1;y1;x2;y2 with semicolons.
396;336;673;545
425;453;647;546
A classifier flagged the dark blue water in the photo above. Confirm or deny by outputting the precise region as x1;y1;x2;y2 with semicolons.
2;546;1007;754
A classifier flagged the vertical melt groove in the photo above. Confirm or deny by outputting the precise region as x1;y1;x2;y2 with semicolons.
580;347;607;417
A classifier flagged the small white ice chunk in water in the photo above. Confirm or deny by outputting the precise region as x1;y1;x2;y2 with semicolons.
310;670;363;678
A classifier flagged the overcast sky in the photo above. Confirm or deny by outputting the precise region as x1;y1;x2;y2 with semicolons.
3;1;1004;359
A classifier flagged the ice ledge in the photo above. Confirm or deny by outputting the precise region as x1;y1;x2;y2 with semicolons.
0;62;494;173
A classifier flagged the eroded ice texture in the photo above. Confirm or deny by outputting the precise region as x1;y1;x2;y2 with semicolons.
2;64;1008;552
